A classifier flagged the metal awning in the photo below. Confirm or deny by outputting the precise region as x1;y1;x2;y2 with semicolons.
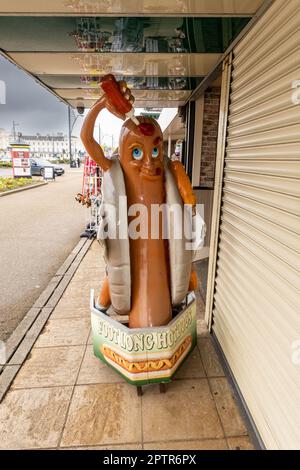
0;1;267;109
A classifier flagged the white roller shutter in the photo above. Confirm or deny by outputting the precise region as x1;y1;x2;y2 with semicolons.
211;0;300;450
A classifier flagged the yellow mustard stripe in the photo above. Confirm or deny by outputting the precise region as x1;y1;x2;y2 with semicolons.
102;335;192;374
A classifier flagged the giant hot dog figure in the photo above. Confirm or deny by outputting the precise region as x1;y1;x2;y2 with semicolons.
81;75;204;329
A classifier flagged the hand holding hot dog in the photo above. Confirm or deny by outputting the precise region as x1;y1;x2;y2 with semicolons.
100;74;135;121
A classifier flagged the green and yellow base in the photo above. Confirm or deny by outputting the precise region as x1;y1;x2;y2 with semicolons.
90;290;197;387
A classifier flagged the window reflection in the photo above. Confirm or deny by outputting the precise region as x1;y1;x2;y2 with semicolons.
0;17;249;54
69;17;248;53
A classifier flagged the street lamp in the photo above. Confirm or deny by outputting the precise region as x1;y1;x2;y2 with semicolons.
12;121;19;142
68;106;83;167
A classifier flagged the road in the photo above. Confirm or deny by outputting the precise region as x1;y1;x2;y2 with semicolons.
0;168;87;341
0;167;13;177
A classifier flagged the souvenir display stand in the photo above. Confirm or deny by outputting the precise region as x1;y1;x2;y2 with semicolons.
75;155;102;238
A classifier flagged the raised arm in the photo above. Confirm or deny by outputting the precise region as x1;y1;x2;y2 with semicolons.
80;77;135;171
80;97;112;171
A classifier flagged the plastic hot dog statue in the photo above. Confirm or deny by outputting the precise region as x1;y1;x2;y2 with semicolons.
81;74;205;329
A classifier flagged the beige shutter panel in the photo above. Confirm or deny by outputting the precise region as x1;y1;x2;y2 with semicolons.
211;0;300;450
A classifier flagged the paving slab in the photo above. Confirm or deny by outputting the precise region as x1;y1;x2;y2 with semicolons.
227;436;255;450
198;337;225;377
60;444;143;450
174;346;206;380
77;345;126;385
0;365;21;402
197;319;210;337
61;383;142;447
34;318;90;348
87;329;93;345
61;280;99;301
12;345;86;389
142;379;224;443
72;267;106;283
52;296;91;315
50;307;89;320
53;293;93;311
0;386;73;449
143;438;228;450
209;378;248;437
79;251;106;269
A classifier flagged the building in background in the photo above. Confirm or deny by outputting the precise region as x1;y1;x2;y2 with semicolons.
0;128;10;156
1;130;80;160
22;133;78;159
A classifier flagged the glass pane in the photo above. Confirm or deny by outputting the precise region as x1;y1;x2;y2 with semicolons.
10;52;220;77
67;98;186;108
54;88;192;101
0;0;264;15
0;16;250;53
40;75;202;90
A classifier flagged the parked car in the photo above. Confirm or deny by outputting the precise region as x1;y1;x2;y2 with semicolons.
30;158;65;176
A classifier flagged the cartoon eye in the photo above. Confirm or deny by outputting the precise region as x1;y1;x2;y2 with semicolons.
132;147;143;160
152;147;159;158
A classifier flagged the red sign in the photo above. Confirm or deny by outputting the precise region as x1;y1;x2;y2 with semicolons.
11;145;31;178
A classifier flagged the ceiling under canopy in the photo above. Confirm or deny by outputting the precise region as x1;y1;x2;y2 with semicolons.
0;0;267;110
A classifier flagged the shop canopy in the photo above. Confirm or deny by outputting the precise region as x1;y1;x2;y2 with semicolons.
0;0;267;109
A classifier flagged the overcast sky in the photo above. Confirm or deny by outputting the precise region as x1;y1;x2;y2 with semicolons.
0;55;71;136
0;55;128;147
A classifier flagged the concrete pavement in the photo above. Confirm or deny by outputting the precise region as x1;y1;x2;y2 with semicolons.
0;175;256;450
0;241;255;450
0;168;87;341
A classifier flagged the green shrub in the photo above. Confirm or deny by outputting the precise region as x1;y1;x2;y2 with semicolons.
0;177;35;192
0;161;13;168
